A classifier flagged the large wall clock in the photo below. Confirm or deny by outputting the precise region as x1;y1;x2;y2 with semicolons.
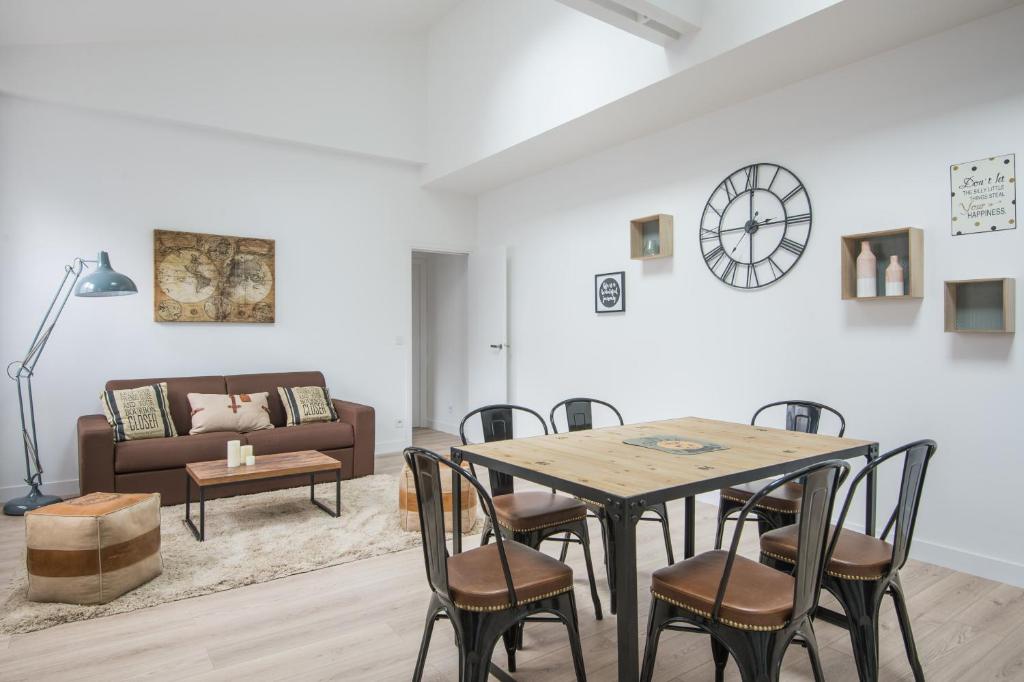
699;163;812;289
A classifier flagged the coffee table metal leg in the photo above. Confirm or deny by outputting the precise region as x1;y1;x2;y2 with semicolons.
310;470;342;518
184;475;204;542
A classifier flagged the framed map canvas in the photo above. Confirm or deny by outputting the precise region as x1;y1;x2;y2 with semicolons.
154;229;275;323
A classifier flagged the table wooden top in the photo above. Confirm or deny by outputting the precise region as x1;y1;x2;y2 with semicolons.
186;450;340;486
452;417;875;502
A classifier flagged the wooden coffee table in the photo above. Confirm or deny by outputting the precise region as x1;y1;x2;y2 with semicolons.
184;450;342;541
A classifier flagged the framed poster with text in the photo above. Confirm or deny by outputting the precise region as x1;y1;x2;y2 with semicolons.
594;271;625;314
950;154;1016;235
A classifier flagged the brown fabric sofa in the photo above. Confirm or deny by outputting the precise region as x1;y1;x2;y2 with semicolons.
78;371;374;505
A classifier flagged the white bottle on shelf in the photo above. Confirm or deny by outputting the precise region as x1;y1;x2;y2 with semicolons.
885;255;905;296
856;241;877;298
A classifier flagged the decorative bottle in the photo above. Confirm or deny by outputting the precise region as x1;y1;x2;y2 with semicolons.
885;255;904;296
856;241;877;297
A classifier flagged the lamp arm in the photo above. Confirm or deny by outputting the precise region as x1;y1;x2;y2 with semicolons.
6;258;90;489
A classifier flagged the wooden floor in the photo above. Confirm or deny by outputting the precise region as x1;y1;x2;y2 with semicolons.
1;428;1022;681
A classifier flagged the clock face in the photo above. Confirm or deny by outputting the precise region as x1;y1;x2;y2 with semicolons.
699;163;812;289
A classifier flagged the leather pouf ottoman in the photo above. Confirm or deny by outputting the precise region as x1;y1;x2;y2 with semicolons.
25;492;162;604
399;460;477;533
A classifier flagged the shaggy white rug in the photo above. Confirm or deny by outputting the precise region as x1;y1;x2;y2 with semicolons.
0;474;479;634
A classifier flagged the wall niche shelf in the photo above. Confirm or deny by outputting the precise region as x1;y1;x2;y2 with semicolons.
840;227;923;300
630;214;673;260
944;278;1015;333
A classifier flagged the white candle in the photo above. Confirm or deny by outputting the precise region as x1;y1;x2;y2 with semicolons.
241;445;254;465
245;454;256;466
227;440;241;468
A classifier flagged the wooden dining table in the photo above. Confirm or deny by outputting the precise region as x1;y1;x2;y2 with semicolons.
450;416;877;682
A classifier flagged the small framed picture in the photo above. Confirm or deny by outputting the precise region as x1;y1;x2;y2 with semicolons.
594;271;625;314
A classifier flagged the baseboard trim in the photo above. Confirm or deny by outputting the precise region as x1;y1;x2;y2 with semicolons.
375;438;408;456
0;478;81;500
423;418;460;437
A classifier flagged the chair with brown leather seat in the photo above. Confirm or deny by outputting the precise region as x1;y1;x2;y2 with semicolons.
716;400;846;546
405;447;587;682
460;405;603;623
640;459;850;682
550;397;673;614
759;439;937;682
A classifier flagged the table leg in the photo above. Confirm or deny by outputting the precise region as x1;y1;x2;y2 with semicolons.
684;495;695;559
310;471;342;517
184;476;204;542
336;468;341;514
865;444;878;536
199;485;205;541
610;500;640;682
451;451;463;554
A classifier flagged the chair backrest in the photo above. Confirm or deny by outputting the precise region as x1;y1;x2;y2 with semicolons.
459;404;548;445
752;400;846;437
549;397;624;434
831;439;937;578
717;459;850;625
403;447;519;607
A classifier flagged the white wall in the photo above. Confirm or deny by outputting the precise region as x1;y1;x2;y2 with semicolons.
476;8;1024;585
422;252;468;435
0;95;475;496
0;40;427;163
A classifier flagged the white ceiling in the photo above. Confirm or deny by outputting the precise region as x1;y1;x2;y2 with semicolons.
0;0;464;45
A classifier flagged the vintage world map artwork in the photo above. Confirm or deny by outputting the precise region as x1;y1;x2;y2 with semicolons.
154;229;275;323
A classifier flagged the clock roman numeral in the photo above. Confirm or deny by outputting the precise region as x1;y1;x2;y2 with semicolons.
781;185;805;204
704;245;725;268
786;213;811;225
779;237;805;256
700;228;719;242
724;176;740;201
767;166;781;191
744;165;758;191
768;256;785;277
722;259;737;284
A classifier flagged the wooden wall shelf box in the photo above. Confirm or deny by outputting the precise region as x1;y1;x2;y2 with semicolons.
840;227;924;300
630;214;673;260
944;278;1015;333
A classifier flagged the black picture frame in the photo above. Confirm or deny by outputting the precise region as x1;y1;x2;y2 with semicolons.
594;271;626;314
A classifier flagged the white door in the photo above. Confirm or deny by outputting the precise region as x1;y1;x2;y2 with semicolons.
467;246;508;408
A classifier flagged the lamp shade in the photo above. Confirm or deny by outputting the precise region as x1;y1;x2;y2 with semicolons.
75;251;138;297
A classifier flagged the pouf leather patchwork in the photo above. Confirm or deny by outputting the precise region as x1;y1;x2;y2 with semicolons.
25;492;162;604
399;460;477;533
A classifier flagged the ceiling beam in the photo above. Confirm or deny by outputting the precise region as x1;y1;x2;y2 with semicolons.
556;0;703;45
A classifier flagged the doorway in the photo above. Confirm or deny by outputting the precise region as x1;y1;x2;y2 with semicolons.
411;250;469;439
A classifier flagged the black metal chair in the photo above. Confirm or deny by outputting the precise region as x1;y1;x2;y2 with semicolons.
717;400;846;545
460;405;603;624
550;398;674;615
640;459;850;682
759;439;937;682
405;447;587;682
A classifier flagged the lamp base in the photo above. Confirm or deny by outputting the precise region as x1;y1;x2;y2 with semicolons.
3;485;62;516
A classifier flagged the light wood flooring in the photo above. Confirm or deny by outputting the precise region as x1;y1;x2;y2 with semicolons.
0;428;1021;681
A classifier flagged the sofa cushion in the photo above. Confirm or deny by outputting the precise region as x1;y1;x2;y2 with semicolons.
226;372;325;428
277;386;337;426
100;382;177;442
244;421;353;455
115;431;242;474
106;376;226;436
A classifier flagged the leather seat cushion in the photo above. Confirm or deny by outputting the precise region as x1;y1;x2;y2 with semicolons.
720;481;804;513
492;491;587;532
447;541;573;611
115;431;242;473
244;421;354;455
651;550;794;630
760;524;893;580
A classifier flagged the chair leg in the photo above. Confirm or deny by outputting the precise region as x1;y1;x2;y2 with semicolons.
713;628;784;682
557;591;588;682
650;503;674;565
501;626;517;672
480;519;492;546
828;577;885;682
639;598;669;682
798;622;825;682
711;636;729;682
454;612;506;682
600;513;617;615
890;577;925;682
559;531;572;562
413;594;443;682
715;497;740;549
578;520;603;620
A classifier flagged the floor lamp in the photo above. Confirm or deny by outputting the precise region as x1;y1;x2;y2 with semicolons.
4;251;137;516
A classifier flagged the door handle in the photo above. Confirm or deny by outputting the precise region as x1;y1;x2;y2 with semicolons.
489;343;504;350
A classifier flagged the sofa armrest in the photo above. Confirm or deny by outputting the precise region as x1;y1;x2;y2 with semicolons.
78;414;115;495
333;399;375;477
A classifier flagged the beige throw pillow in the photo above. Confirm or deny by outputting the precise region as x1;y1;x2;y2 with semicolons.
187;392;274;435
100;382;178;442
